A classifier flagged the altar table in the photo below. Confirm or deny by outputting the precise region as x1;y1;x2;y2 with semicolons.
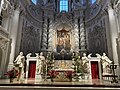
48;69;74;82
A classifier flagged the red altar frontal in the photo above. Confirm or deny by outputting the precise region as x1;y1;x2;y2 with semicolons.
48;69;74;82
26;54;102;80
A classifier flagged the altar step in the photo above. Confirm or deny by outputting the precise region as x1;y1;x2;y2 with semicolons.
0;79;120;90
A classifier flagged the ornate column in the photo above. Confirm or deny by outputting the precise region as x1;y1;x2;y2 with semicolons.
73;18;79;51
116;33;120;65
48;19;53;51
79;17;86;52
9;8;20;68
114;1;120;66
114;1;120;33
15;11;24;57
103;10;113;60
68;0;71;12
107;4;118;64
41;17;48;51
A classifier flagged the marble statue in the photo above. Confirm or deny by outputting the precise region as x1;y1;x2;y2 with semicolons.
81;53;90;79
0;0;13;15
81;53;89;66
101;53;112;74
81;53;90;74
14;52;25;82
88;53;92;59
36;52;45;74
96;53;112;75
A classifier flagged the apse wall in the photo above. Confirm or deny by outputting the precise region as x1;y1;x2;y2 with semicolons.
19;0;111;57
19;0;43;56
84;0;113;58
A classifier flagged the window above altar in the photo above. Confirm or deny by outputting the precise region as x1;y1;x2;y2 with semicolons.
60;0;68;12
91;0;96;4
32;0;37;5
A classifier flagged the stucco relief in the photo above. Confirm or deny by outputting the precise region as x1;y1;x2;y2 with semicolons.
26;5;43;23
55;13;73;23
20;25;40;55
87;25;107;55
85;4;101;22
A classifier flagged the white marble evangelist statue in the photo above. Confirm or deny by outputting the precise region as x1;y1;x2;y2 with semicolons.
81;53;90;73
81;53;91;79
101;53;112;75
36;52;45;74
81;53;89;66
96;53;112;75
14;52;25;82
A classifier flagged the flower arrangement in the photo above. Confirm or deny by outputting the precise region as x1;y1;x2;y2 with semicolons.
48;70;59;81
65;71;75;80
48;70;59;78
72;53;81;73
72;52;89;73
46;52;55;73
4;67;19;82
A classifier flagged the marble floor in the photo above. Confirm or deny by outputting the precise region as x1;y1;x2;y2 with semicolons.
0;79;120;90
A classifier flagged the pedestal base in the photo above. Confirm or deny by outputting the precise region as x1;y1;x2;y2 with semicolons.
35;74;42;81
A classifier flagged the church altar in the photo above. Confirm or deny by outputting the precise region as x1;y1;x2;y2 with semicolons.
25;53;102;81
48;69;74;82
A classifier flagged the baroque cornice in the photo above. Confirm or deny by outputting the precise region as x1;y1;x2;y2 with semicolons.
85;4;102;23
55;13;73;23
72;3;85;11
52;13;74;30
42;2;55;10
26;5;43;24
